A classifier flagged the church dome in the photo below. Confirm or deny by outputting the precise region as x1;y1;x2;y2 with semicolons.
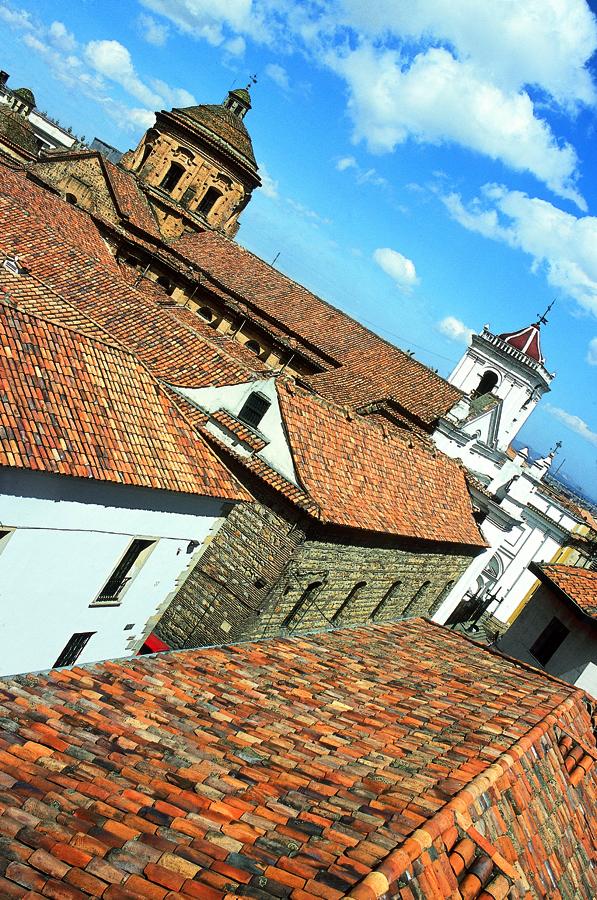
0;105;38;155
172;97;257;172
498;322;544;364
12;87;36;108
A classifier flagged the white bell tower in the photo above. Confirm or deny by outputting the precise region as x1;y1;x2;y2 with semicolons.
447;309;555;452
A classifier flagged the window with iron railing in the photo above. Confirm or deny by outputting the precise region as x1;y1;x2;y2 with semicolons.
94;539;154;605
54;632;95;668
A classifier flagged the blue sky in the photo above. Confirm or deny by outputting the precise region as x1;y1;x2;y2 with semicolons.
1;0;597;500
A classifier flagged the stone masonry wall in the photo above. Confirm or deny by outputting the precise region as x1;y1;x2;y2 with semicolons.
155;499;306;649
249;531;475;640
156;498;477;649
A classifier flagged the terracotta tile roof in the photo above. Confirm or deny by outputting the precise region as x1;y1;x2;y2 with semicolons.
170;231;462;425
0;620;594;898
0;303;247;500
276;381;484;546
209;409;268;452
538;564;597;618
102;158;162;240
32;151;163;241
0;165;261;390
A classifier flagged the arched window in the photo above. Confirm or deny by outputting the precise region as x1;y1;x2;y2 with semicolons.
428;580;455;617
282;581;323;629
238;392;271;429
332;582;367;625
138;142;153;170
65;193;78;205
472;370;499;398
160;162;184;193
370;581;402;621
245;339;262;355
401;581;431;617
198;186;222;216
197;306;214;322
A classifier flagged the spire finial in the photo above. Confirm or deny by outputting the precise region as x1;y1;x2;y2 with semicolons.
246;74;257;91
536;299;555;326
550;439;562;456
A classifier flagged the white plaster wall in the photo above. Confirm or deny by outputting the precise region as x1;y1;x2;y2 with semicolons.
574;661;597;698
29;112;77;149
0;469;229;676
432;517;509;624
492;530;561;622
173;378;299;485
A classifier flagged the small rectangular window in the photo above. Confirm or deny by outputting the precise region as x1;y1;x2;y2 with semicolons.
198;186;222;216
54;632;95;668
94;539;154;605
530;617;569;666
238;392;271;430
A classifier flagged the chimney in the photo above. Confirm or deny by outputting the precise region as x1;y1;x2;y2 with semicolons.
0;71;9;89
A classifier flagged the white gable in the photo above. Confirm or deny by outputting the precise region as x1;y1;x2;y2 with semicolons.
171;379;299;486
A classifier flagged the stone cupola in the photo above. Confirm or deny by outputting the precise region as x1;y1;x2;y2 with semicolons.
121;85;261;239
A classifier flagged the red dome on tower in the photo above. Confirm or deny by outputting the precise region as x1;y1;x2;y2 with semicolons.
498;322;544;364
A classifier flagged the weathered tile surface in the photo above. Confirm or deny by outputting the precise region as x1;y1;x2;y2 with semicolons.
0;620;594;898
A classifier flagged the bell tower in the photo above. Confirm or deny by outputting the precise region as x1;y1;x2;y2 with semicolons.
122;83;261;239
447;310;555;452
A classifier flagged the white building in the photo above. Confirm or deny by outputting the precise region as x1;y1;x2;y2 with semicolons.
0;70;77;153
431;315;595;634
0;296;246;676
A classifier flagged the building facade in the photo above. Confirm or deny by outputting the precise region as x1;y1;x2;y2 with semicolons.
498;563;597;697
0;70;77;159
431;316;596;637
0;292;247;676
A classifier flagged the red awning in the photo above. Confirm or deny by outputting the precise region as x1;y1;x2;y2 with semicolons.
142;634;170;653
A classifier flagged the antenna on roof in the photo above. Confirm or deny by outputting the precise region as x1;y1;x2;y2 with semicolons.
272;251;280;266
537;299;555;326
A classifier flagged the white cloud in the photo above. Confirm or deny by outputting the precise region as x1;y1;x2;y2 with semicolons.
328;45;584;208
150;78;195;108
438;316;473;343
339;0;597;108
443;184;597;316
336;155;387;188
48;21;76;52
336;156;357;171
85;40;163;107
122;3;596;202
265;63;289;89
259;163;278;199
0;4;33;30
545;404;597;447
138;13;169;46
373;247;419;290
225;35;245;56
588;337;597;366
139;0;256;46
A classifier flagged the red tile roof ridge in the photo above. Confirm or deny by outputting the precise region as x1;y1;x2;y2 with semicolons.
0;264;128;355
534;563;597;618
172;230;465;398
1;300;252;501
348;681;589;899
